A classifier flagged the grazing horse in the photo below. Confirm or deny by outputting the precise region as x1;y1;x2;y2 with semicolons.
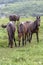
9;14;20;22
9;14;20;27
27;16;40;43
17;21;30;46
1;21;17;48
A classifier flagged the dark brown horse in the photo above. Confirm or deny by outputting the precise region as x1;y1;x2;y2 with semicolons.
9;14;20;27
27;16;40;43
17;21;30;46
9;14;20;21
1;21;17;48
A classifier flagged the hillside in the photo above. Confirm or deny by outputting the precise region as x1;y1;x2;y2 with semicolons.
0;0;43;17
0;0;42;4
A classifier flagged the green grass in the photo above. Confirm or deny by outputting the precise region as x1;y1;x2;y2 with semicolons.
0;16;43;65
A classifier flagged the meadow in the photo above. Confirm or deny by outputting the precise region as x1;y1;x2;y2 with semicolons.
0;16;43;65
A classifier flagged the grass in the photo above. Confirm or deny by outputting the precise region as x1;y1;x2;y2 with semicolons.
0;16;43;65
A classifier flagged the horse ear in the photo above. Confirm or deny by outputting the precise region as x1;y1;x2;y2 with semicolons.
36;16;40;19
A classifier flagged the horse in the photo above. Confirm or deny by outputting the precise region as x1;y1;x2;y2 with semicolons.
27;16;40;43
9;14;20;27
9;14;20;22
17;21;30;46
1;21;17;48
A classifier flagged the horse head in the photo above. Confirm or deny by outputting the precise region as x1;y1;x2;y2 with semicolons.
36;16;40;26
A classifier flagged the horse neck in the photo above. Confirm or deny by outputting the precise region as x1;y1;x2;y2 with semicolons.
34;20;38;29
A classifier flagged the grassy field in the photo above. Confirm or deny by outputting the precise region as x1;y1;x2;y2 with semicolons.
0;16;43;65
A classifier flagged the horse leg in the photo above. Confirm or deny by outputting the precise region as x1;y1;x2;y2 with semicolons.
8;37;13;48
10;40;13;48
22;35;24;46
14;38;17;47
8;35;11;47
25;34;27;45
14;33;17;47
19;39;21;47
30;33;32;42
8;41;10;47
36;32;39;42
18;35;21;47
18;36;21;47
27;29;32;43
28;33;31;43
29;32;32;43
27;33;29;41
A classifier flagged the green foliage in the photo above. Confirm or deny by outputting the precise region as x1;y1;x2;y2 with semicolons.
0;16;43;65
0;0;43;17
0;0;43;4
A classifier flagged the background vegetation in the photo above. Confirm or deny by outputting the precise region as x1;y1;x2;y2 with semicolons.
0;0;43;17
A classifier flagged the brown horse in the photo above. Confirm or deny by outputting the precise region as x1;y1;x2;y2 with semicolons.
27;16;40;43
9;14;20;27
1;21;17;48
17;21;30;46
9;14;20;22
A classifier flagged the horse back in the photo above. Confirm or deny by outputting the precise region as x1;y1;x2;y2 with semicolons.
7;22;16;33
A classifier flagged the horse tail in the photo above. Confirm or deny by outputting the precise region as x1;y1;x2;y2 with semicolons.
1;24;7;28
